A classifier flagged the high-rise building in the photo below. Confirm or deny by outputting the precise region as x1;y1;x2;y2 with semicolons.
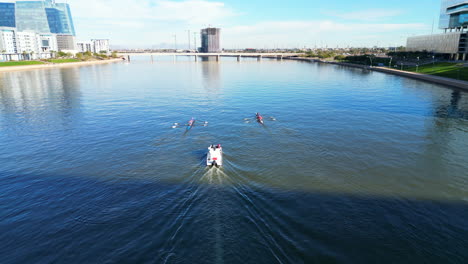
46;2;76;36
15;1;51;33
12;0;76;35
0;0;77;59
0;2;16;28
200;28;221;53
407;0;467;60
439;0;468;30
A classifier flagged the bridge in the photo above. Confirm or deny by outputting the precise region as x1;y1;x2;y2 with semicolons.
117;52;303;62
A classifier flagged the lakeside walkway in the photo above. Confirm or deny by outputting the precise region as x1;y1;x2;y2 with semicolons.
287;57;468;91
0;58;123;73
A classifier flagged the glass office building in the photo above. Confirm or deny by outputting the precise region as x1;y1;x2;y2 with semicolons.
0;1;75;35
0;2;16;28
46;3;76;36
440;0;468;29
15;1;51;33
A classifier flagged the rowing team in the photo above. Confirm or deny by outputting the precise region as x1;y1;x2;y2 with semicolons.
173;113;273;129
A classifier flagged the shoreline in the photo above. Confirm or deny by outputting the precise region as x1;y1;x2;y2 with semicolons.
285;57;468;91
0;58;123;73
1;56;466;90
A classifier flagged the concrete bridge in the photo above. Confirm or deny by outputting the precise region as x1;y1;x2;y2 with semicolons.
117;52;303;62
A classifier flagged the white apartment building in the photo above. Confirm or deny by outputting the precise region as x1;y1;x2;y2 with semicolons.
39;34;57;53
77;42;92;53
91;39;110;54
0;28;16;54
1;30;58;60
77;39;110;54
16;31;40;54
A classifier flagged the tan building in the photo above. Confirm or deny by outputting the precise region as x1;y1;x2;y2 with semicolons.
56;34;76;51
407;32;467;60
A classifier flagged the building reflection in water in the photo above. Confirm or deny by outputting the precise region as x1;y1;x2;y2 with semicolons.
200;57;222;94
435;90;468;120
0;68;82;131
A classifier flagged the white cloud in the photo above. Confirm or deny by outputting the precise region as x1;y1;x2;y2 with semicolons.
69;0;236;25
68;0;237;44
223;21;428;48
324;9;404;21
66;1;428;48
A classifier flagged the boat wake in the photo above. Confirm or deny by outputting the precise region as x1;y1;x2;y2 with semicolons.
199;166;229;185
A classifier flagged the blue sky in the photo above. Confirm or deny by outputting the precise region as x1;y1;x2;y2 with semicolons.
68;0;443;48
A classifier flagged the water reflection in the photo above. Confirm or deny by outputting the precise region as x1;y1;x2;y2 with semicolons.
200;57;221;91
0;68;82;129
200;58;222;100
436;91;468;120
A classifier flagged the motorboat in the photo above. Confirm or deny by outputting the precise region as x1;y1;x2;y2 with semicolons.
207;144;223;167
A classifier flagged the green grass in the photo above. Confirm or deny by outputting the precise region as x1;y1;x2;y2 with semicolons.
48;59;80;63
0;61;45;67
403;62;468;82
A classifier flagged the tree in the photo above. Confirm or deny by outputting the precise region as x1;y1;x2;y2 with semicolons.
58;51;68;57
334;55;346;61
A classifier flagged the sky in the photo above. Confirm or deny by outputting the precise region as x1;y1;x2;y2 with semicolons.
67;0;443;49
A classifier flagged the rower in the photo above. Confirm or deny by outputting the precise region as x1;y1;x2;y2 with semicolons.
256;113;264;123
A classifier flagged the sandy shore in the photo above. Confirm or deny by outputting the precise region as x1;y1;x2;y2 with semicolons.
0;58;123;73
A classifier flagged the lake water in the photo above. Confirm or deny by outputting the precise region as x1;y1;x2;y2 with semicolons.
0;57;467;263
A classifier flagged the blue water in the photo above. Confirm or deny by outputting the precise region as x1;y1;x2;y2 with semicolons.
0;57;467;263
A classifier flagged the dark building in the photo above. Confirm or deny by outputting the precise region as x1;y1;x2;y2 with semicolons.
200;28;221;53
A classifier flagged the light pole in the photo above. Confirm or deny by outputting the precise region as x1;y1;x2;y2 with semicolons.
173;34;177;51
186;30;191;51
193;32;197;52
432;55;435;67
368;56;373;67
416;56;419;72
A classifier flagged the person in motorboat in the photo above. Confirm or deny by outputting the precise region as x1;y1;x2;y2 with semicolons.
207;144;223;167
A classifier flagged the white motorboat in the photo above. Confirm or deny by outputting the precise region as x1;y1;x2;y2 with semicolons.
207;144;223;167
